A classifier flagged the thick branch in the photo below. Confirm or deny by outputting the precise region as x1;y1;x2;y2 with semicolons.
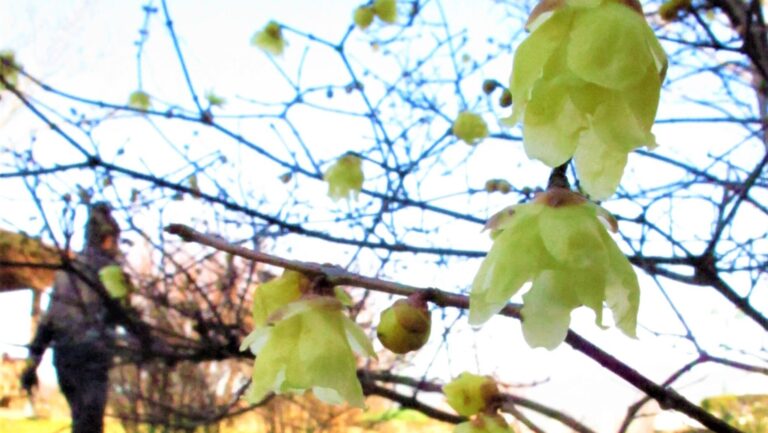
167;224;743;433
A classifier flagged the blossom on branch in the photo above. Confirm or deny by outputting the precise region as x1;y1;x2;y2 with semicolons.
506;0;667;199
452;112;489;145
443;372;500;417
324;154;364;201
241;270;376;407
252;21;285;56
469;188;640;349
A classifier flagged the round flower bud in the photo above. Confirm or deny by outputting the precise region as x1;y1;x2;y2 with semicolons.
482;79;499;95
354;6;375;29
498;89;512;108
373;0;397;23
377;298;431;354
443;372;501;417
485;179;512;194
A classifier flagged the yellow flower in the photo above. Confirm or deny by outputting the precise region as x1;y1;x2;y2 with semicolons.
470;188;640;349
128;90;151;111
324;154;364;201
443;372;500;417
242;271;376;407
252;21;285;56
507;0;667;199
452;112;489;145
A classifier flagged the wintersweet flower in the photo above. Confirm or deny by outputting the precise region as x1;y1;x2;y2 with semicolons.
353;0;397;29
128;90;151;111
443;372;500;417
324;154;364;201
241;270;376;407
452;112;489;145
469;188;640;350
507;0;667;199
252;21;285;56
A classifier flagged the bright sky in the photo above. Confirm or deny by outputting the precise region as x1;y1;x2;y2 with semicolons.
1;1;766;433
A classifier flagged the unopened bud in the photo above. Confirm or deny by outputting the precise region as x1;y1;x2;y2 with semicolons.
377;297;431;354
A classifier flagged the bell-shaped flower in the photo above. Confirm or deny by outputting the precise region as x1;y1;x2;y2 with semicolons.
453;112;489;145
469;188;640;350
252;21;286;56
324;154;364;201
241;270;376;407
506;0;667;199
443;372;500;417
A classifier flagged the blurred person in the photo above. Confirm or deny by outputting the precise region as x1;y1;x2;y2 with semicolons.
20;203;122;433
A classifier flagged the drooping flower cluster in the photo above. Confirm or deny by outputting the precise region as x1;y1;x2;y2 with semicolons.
324;154;364;201
507;0;667;199
443;373;513;433
470;188;640;349
241;270;375;407
252;21;285;56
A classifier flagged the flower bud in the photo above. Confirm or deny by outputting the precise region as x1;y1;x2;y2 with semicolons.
0;51;19;90
354;6;375;29
377;298;431;354
252;21;285;56
498;89;512;108
373;0;397;23
482;79;499;95
484;179;512;194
